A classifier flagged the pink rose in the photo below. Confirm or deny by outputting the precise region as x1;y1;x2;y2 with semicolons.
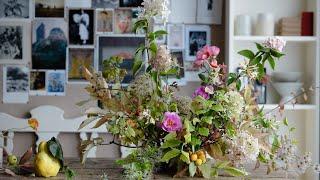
161;112;182;132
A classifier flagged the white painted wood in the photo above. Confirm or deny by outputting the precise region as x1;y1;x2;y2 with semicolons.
0;136;3;168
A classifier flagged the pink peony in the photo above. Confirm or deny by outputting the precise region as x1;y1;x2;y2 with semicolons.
192;86;210;99
161;112;182;132
194;45;220;67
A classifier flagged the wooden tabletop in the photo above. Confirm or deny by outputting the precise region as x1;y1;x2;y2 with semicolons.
0;158;297;179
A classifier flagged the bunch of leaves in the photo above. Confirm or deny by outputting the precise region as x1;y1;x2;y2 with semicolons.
102;56;127;83
4;147;34;177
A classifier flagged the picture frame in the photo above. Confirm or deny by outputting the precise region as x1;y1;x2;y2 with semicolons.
167;50;186;86
0;0;32;19
185;25;211;61
65;0;91;8
46;70;66;96
167;24;185;50
67;47;95;84
68;8;95;46
114;8;133;34
97;35;146;84
3;65;29;104
92;0;119;9
0;20;30;64
34;0;65;18
96;9;114;34
30;70;47;96
196;0;223;24
119;0;143;7
32;19;68;70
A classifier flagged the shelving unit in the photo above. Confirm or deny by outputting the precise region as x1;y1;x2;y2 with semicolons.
227;0;319;179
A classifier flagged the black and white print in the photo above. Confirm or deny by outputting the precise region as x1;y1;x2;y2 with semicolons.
46;70;66;96
0;0;30;18
35;0;64;18
0;26;23;62
92;0;119;8
69;9;94;45
185;25;210;61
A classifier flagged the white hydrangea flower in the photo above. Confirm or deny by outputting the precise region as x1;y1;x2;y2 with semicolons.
151;45;175;72
138;0;170;23
263;37;286;52
225;90;245;120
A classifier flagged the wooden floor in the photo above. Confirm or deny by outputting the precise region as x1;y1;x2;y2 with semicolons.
0;158;297;179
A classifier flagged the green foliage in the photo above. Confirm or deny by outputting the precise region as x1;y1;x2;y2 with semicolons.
102;56;126;83
160;148;181;163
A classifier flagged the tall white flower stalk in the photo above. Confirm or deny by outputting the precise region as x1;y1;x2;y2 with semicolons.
138;0;170;23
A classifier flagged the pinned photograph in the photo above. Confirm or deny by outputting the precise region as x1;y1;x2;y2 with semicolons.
185;25;210;61
0;21;30;64
92;0;119;8
46;70;66;96
69;9;94;45
167;51;186;86
3;65;29;103
96;9;113;34
30;70;46;95
0;0;30;18
114;9;132;34
32;19;67;69
119;0;143;7
197;0;223;24
68;48;94;83
167;24;185;49
35;0;64;18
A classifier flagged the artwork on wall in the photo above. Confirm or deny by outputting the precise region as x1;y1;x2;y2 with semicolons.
65;0;91;8
46;70;66;96
68;48;94;83
0;20;30;64
196;0;223;24
96;9;114;34
119;0;143;7
185;25;211;61
114;9;132;34
98;36;145;83
32;19;67;69
35;0;65;18
30;70;46;95
0;0;30;18
3;65;29;103
167;24;185;49
92;0;119;8
69;9;94;45
171;51;185;79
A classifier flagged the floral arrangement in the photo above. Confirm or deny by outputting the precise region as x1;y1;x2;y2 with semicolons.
78;0;319;179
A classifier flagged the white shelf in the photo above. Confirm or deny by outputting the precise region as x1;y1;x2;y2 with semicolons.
234;36;317;42
258;104;316;110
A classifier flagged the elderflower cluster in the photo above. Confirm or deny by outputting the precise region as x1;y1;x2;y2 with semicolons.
138;0;170;22
225;90;245;120
128;74;154;98
223;131;259;165
151;45;176;72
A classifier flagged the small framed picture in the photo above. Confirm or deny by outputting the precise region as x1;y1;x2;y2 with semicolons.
65;0;91;8
167;51;186;86
92;0;119;8
30;70;46;96
3;65;29;104
67;47;95;83
196;0;223;24
167;24;185;50
32;19;67;69
96;9;114;34
0;0;31;19
114;8;133;34
46;70;66;96
185;25;211;61
34;0;65;18
69;9;95;46
119;0;143;7
0;20;30;64
153;24;166;44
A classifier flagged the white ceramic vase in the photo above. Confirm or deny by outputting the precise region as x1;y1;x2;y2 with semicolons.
255;13;275;36
235;14;252;36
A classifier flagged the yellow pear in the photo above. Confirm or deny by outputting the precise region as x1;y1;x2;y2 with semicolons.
34;141;61;177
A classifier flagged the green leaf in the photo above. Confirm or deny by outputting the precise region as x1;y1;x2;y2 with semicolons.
47;137;64;168
126;127;136;137
236;79;242;91
189;162;197;177
289;127;296;132
164;132;177;141
160;148;181;163
180;151;190;164
255;43;264;51
226;123;236;137
184;132;192;143
154;30;168;36
198;73;208;83
257;152;268;163
268;56;275;70
132;59;143;76
78;116;100;130
270;49;285;58
271;136;280;153
63;166;76;180
283;117;289;126
149;42;157;56
201;116;213;125
198;163;211;179
191;136;202;146
198;127;210;137
227;73;237;85
211;104;224;112
214;161;230;169
238;50;255;60
224;167;248;177
161;139;182;149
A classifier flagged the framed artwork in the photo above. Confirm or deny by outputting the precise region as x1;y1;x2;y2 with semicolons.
30;70;46;95
34;0;65;18
67;47;95;83
46;70;66;96
32;19;67;70
98;35;145;84
0;20;30;64
65;0;91;8
185;25;211;61
92;0;119;8
3;65;29;103
196;0;223;24
0;0;31;19
119;0;143;7
114;9;132;34
69;9;95;45
167;24;185;49
153;24;166;44
96;9;114;34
